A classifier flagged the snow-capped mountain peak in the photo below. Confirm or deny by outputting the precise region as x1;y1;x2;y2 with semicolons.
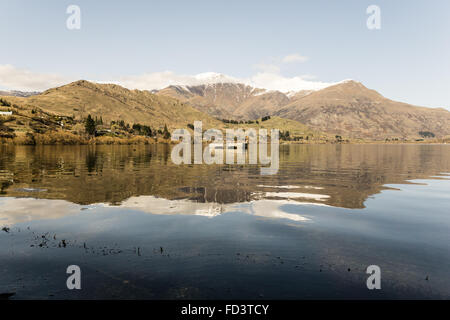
193;72;239;84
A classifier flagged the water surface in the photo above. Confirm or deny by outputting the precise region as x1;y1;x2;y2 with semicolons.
0;144;449;299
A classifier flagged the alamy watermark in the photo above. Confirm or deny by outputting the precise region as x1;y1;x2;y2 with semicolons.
66;265;81;290
66;5;81;30
366;265;381;290
366;5;381;30
64;5;381;31
170;121;279;175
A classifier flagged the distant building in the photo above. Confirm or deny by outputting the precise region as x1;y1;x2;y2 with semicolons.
0;111;12;116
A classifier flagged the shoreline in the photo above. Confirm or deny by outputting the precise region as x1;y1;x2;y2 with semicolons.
1;139;447;146
1;129;448;146
0;132;173;146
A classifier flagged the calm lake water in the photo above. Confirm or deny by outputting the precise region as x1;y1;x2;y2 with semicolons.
0;144;449;299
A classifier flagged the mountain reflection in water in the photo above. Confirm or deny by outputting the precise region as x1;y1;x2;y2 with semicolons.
1;144;449;208
0;144;449;299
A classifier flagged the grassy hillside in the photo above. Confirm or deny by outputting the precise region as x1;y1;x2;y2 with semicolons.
5;80;222;131
276;81;450;140
219;116;332;142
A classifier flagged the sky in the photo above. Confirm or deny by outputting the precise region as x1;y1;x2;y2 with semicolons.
0;0;449;109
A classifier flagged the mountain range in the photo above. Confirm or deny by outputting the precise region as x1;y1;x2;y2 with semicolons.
2;77;450;141
156;79;450;139
0;90;40;97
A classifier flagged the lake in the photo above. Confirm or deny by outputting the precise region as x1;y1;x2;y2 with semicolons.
0;144;449;299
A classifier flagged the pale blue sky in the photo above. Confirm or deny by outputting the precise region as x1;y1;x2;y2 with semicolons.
0;0;449;109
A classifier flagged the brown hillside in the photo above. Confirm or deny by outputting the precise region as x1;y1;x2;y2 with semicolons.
5;80;221;130
275;81;450;139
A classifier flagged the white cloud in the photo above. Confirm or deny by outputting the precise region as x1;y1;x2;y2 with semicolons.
282;53;308;63
253;53;308;73
0;64;71;91
253;63;281;73
114;53;327;93
246;72;332;91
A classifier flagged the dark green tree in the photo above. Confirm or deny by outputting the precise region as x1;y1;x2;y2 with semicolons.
85;114;96;135
163;124;171;139
132;123;142;133
142;125;152;136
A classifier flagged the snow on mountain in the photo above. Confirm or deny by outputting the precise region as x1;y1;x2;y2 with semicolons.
193;72;240;84
116;71;341;95
190;72;340;94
